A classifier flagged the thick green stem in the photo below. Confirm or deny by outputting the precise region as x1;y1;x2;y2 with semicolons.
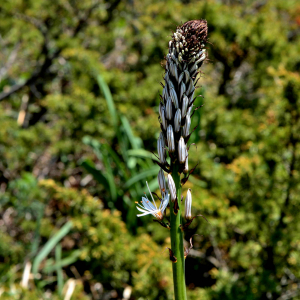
170;164;187;300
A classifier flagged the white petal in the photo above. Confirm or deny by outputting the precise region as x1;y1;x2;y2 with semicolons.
142;198;156;211
146;181;158;210
137;212;153;217
136;206;150;213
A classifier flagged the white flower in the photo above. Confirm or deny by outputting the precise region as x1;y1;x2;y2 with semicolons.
136;182;169;220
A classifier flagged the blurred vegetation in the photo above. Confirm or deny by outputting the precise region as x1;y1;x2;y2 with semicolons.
0;0;300;299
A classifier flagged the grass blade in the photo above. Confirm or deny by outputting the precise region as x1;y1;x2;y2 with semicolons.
124;166;159;189
127;149;156;160
55;244;64;296
97;74;117;128
120;115;142;150
81;159;110;187
43;250;81;273
32;221;73;275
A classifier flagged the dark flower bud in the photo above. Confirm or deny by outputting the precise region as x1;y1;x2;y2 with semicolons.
166;98;173;120
159;103;167;130
180;82;186;100
157;133;166;164
183;114;191;137
170;88;179;109
167;125;175;152
182;95;188;118
174;109;181;132
178;72;184;84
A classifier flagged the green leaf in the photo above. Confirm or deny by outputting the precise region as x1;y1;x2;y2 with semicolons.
81;159;109;187
43;250;81;273
124;166;159;189
96;74;117;128
32;221;73;275
120;115;142;150
127;149;156;160
82;137;118;201
55;244;63;296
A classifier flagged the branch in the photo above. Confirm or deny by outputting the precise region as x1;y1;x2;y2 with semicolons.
0;82;27;101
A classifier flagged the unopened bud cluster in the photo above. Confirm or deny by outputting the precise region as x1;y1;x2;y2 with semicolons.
136;20;207;223
156;20;207;214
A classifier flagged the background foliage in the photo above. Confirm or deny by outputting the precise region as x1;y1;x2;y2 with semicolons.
0;0;300;299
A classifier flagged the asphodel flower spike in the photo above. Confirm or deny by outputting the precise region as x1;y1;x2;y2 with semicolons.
137;19;208;300
136;182;169;220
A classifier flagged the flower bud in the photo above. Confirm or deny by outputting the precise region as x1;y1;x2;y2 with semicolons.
184;70;190;84
164;71;170;83
180;82;186;100
170;88;179;109
183;114;191;137
185;189;192;220
162;86;167;102
189;90;195;105
167;125;175;152
182;95;188;118
166;98;172;120
174;109;181;132
168;79;175;92
169;60;174;74
190;63;197;74
174;64;178;81
158;168;167;196
188;86;195;98
157;133;166;164
170;61;178;80
167;174;176;202
186;78;194;95
178;72;184;84
195;53;206;65
159;103;167;130
178;137;186;163
183;148;188;174
196;49;204;59
159;131;165;146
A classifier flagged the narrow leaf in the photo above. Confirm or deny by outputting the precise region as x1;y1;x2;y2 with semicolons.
97;74;117;128
32;221;73;275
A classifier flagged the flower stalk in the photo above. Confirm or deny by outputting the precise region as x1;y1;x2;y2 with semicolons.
170;164;186;300
165;20;208;300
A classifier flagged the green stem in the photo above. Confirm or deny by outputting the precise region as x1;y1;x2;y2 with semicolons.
170;163;187;300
